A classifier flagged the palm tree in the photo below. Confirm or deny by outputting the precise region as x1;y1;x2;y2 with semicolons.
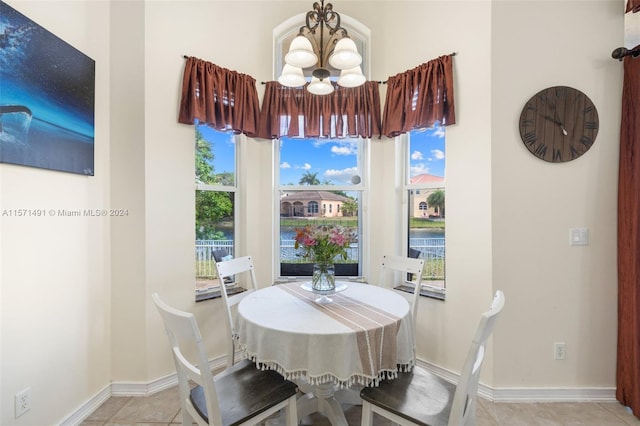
341;198;358;216
299;171;320;185
427;190;445;218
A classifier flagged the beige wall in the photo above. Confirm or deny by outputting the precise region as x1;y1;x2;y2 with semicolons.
0;0;625;424
0;1;112;424
491;0;622;388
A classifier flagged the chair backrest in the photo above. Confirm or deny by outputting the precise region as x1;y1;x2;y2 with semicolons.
152;293;222;426
448;290;505;426
214;255;258;368
379;254;426;328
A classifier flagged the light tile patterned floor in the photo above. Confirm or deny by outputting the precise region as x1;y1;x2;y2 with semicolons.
81;384;640;426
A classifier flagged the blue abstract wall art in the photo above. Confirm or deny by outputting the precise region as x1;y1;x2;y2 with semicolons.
0;1;95;175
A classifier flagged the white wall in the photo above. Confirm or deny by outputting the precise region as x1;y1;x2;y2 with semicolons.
0;0;626;424
0;1;112;424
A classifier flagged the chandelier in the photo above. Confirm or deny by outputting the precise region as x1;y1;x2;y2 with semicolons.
278;1;365;95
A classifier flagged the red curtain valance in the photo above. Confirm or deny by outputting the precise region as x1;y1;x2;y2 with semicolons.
627;0;640;13
382;55;456;138
178;56;260;137
257;81;382;140
177;56;455;141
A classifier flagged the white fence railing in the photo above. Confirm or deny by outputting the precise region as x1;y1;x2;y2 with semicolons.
196;238;445;279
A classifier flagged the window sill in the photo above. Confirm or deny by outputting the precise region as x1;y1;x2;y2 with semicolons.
394;283;445;301
195;284;246;302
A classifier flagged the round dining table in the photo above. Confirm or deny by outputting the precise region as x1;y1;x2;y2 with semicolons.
236;281;415;426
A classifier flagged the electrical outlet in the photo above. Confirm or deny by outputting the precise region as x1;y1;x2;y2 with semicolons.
15;387;31;418
554;342;566;360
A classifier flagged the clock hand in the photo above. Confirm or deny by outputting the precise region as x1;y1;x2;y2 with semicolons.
539;112;568;136
539;113;569;135
555;116;568;136
550;105;569;136
540;114;562;125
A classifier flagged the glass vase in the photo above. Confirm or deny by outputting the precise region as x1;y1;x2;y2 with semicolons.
312;261;336;292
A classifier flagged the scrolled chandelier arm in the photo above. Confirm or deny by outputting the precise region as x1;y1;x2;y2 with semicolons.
278;0;365;95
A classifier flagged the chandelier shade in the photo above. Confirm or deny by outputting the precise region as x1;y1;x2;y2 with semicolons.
328;37;362;69
337;66;366;88
284;36;318;68
279;0;366;95
307;76;335;95
278;64;307;87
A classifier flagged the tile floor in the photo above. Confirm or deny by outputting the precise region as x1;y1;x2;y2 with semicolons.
81;384;640;426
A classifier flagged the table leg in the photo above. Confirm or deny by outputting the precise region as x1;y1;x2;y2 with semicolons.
296;382;349;426
334;387;363;405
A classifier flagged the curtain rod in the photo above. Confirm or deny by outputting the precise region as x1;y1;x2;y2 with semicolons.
611;47;640;60
259;52;457;85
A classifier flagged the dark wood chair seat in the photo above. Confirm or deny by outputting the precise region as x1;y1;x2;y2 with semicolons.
360;366;455;426
152;293;298;426
190;359;298;426
359;291;505;426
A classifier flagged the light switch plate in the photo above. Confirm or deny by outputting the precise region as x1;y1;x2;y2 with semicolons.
569;228;589;246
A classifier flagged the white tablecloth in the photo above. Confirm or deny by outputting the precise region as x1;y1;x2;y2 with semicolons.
236;282;415;388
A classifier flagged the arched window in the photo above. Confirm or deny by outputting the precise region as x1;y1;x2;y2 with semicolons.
275;12;369;280
273;13;370;83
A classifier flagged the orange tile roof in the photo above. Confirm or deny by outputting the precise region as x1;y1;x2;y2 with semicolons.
410;174;445;184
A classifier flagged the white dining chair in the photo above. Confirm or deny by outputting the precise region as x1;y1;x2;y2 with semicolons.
214;255;258;368
152;293;298;426
378;254;426;328
360;290;506;426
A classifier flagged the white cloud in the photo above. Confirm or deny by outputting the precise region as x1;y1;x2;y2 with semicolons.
430;149;445;160
325;166;358;183
331;145;355;155
300;163;312;170
411;150;424;160
280;162;291;169
410;163;430;176
431;126;445;138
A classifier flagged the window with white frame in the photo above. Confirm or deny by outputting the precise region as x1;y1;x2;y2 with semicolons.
194;124;238;301
405;125;446;298
273;14;369;280
276;137;364;279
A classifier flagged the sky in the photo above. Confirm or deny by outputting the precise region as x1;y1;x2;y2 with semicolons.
407;125;446;179
198;124;446;185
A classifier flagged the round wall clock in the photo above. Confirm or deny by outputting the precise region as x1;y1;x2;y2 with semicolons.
519;86;599;163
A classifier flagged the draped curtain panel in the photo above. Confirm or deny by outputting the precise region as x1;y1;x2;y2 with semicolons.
257;81;382;140
178;56;261;137
617;45;640;420
627;0;640;13
381;54;456;138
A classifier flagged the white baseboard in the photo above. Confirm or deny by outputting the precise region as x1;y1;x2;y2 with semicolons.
110;371;178;397
110;356;227;397
490;387;617;402
60;356;226;425
59;384;111;426
415;358;617;402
